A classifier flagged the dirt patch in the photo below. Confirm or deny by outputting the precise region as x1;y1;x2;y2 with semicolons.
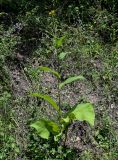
8;56;118;156
10;64;31;97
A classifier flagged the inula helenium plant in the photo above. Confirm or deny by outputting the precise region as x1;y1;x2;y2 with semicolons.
30;36;95;143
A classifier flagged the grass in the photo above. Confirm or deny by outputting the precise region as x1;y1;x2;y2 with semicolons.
0;5;118;160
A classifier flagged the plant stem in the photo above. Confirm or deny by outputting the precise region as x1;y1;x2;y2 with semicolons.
57;58;61;108
64;125;69;147
53;19;61;117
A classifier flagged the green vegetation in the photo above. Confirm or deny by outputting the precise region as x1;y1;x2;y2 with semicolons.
30;69;94;141
0;0;118;159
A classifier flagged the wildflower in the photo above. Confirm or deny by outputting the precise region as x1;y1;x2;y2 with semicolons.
49;10;56;16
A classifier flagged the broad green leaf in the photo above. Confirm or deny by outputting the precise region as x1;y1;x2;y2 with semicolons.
63;103;95;126
55;36;65;48
31;119;60;139
72;103;95;126
59;76;85;89
31;120;49;139
31;93;62;114
38;66;61;79
58;52;67;60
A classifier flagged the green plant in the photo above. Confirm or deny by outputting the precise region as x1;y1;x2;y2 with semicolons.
30;36;95;145
0;27;18;64
0;91;20;160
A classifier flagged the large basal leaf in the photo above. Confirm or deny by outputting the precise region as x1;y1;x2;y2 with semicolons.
31;119;60;139
63;103;95;126
72;103;95;126
59;76;85;89
38;66;61;79
31;93;62;114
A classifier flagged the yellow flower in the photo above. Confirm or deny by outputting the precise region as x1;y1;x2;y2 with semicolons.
49;10;56;16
